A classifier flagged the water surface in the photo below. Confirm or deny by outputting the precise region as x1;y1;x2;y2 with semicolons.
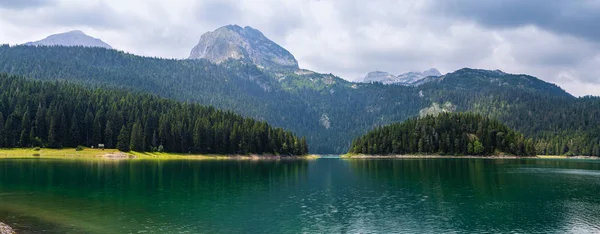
1;157;600;233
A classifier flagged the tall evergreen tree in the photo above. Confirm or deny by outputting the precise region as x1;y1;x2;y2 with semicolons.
0;112;5;148
104;120;114;148
47;118;59;148
69;113;80;147
116;125;130;152
130;121;143;151
19;111;31;147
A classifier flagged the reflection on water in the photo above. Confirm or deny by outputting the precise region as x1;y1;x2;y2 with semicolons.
1;158;600;233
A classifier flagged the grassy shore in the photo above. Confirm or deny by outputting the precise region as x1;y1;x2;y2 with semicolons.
0;148;318;160
341;154;598;159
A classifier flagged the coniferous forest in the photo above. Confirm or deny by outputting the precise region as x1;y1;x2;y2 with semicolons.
0;45;600;155
349;113;536;156
0;73;308;155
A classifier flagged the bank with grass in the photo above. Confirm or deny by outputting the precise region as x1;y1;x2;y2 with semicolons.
0;148;317;160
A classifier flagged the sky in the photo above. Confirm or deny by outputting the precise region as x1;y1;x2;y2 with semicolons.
1;0;599;96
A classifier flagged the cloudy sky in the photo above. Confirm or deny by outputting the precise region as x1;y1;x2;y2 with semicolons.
1;0;599;96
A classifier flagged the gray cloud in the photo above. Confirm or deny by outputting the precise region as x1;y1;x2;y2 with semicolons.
0;0;53;9
194;0;242;27
0;0;599;96
432;0;600;42
0;1;139;30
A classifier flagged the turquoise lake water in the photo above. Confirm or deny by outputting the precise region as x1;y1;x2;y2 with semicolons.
1;157;600;233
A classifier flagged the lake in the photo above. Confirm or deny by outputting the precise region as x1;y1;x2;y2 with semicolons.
1;157;600;233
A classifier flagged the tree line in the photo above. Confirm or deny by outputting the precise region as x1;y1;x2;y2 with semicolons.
1;46;599;155
0;73;308;155
349;112;536;156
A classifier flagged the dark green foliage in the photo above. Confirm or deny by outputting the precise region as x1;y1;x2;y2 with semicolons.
420;72;600;156
0;73;308;155
0;45;424;153
116;126;130;152
130;121;143;151
350;113;536;156
0;45;597;155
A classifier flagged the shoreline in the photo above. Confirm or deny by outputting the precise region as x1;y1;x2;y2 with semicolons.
341;154;599;159
0;148;318;160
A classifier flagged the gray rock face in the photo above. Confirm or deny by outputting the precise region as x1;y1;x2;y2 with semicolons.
24;30;112;49
362;68;442;86
189;25;299;71
362;71;397;83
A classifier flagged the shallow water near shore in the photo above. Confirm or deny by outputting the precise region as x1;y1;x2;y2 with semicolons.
1;157;600;233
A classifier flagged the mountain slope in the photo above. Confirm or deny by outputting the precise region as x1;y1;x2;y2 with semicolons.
0;25;597;155
189;25;298;71
24;30;112;49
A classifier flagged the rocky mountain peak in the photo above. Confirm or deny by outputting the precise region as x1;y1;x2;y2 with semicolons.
24;30;112;49
189;25;299;71
422;68;442;77
362;68;442;86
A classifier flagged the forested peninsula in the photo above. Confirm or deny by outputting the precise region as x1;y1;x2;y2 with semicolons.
349;113;536;156
0;73;308;156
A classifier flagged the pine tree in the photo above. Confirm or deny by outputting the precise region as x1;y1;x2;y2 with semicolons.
116;125;130;152
4;114;17;148
69;113;80;147
19;111;31;147
34;106;46;141
130;121;143;151
0;112;5;148
84;110;94;146
104;120;114;148
92;114;103;146
47;118;59;148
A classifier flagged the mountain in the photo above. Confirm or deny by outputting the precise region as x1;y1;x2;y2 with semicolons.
1;25;599;156
362;71;396;83
362;68;442;86
24;30;112;49
189;25;298;71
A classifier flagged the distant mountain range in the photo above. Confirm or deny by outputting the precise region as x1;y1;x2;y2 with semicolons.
24;30;112;49
362;68;442;86
3;25;599;155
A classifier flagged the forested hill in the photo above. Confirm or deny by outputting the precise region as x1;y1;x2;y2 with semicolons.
0;73;308;155
0;44;598;155
349;113;536;156
423;68;571;97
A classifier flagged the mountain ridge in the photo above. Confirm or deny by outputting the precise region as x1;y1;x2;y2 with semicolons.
24;30;112;49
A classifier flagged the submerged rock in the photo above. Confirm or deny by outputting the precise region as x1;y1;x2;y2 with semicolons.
0;222;16;234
